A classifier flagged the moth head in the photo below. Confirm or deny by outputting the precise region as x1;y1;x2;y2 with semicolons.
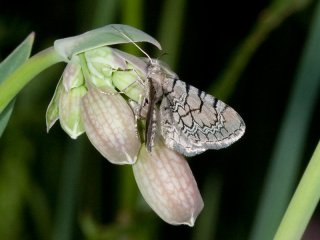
146;59;165;79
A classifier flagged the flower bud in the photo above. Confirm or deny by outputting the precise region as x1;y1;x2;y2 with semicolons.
81;86;140;164
46;59;86;139
59;86;86;139
84;47;127;88
46;78;62;132
112;70;144;102
61;59;84;91
133;141;204;226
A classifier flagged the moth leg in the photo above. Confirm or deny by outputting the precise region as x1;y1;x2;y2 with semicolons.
128;100;140;140
128;95;146;143
125;67;146;90
145;107;157;152
120;79;139;93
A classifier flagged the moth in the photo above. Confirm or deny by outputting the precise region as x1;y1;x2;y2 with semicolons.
138;59;245;156
113;27;246;157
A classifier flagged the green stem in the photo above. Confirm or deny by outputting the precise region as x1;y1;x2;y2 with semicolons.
157;0;187;68
120;0;143;55
274;140;320;240
52;138;86;240
0;47;64;113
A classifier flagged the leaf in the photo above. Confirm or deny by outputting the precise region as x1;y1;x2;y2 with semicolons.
54;24;162;61
0;33;34;137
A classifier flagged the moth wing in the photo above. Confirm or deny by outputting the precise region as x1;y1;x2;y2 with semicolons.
159;79;245;156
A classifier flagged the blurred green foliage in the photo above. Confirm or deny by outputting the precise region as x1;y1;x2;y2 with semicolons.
0;0;319;239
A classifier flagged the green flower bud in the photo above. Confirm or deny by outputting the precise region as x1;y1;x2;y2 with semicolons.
47;46;145;162
61;57;84;91
46;59;87;139
59;86;86;139
84;47;127;88
112;70;143;102
46;78;62;132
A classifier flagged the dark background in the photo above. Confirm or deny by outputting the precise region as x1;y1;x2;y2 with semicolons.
0;0;319;239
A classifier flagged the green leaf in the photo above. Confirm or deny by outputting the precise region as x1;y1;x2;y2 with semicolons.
54;24;161;61
0;33;34;137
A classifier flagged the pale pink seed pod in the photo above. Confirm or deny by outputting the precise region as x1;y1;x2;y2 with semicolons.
81;86;140;164
133;142;204;226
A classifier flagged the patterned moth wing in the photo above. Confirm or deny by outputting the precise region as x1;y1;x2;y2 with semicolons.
159;77;246;157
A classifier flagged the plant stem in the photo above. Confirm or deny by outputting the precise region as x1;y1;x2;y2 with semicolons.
274;140;320;240
157;0;187;68
0;47;64;113
120;0;143;56
52;138;85;240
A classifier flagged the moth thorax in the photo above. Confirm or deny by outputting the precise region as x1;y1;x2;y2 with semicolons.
147;62;166;83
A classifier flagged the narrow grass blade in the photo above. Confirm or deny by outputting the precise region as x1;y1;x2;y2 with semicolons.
249;1;320;239
157;0;187;68
120;0;144;55
91;0;119;28
52;139;85;240
274;140;320;240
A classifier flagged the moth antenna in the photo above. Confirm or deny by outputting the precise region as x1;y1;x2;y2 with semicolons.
111;26;155;63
